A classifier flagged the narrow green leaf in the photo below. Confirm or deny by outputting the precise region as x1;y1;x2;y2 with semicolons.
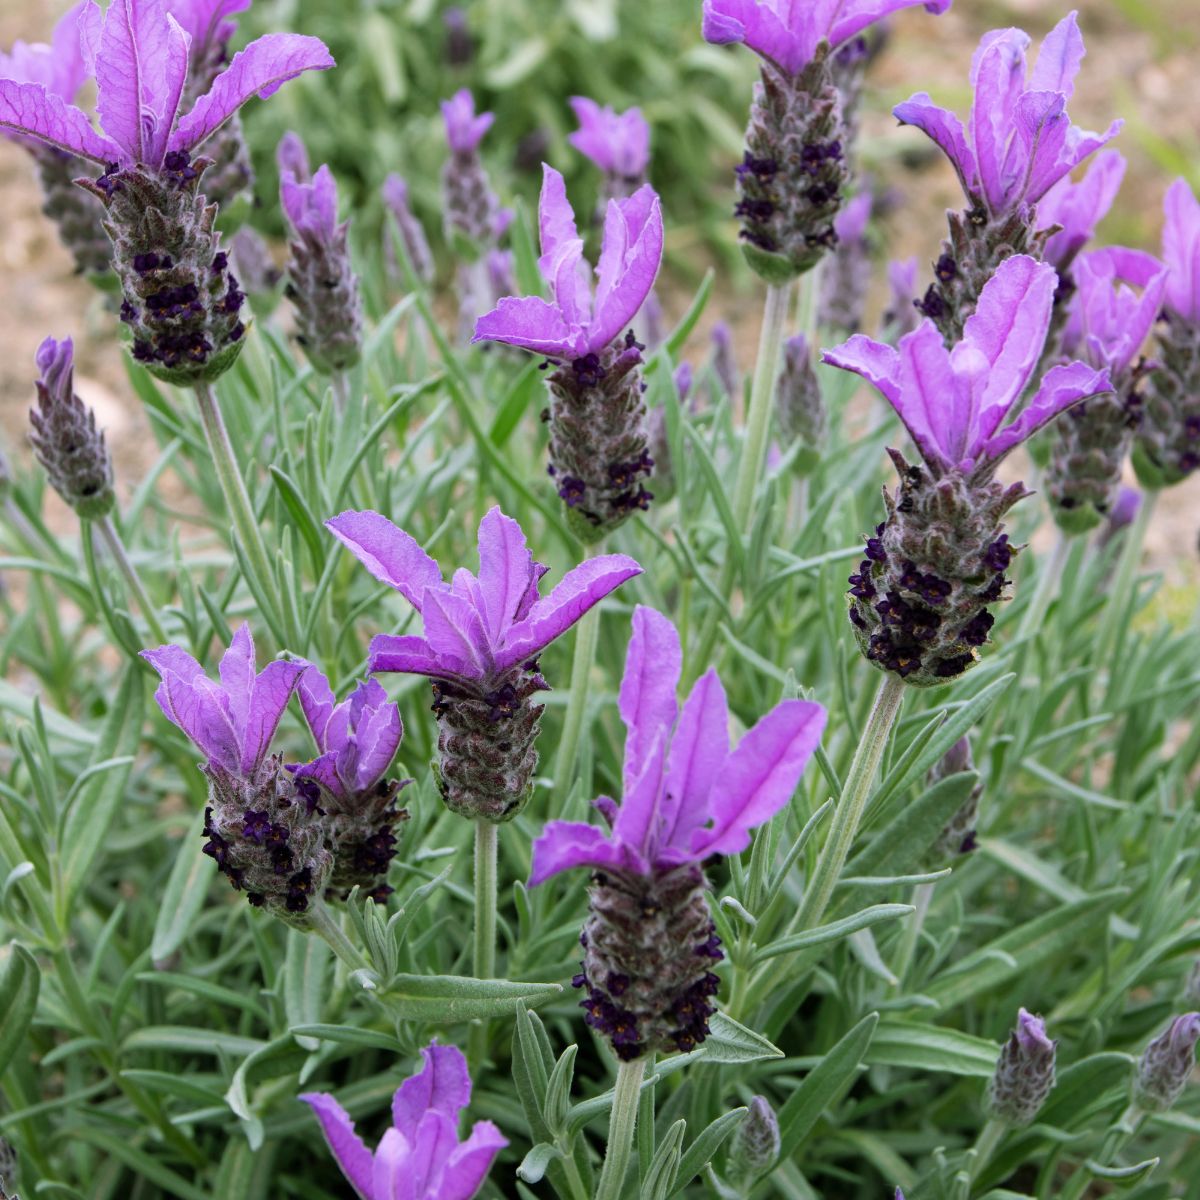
284;930;332;1051
150;813;216;968
753;904;913;965
671;1108;747;1196
0;942;40;1077
867;1020;999;1078
379;974;561;1022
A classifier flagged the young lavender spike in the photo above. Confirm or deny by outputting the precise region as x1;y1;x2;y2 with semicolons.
28;336;113;519
0;0;333;385
440;89;504;252
0;3;111;280
473;166;665;541
444;5;474;66
141;626;332;922
230;225;282;297
1133;1014;1200;1113
825;256;1111;684
290;670;410;901
927;734;982;859
986;1008;1057;1127
727;1095;781;1186
818;191;872;333
1047;248;1168;531
1137;179;1200;486
382;173;434;285
896;13;1122;344
281;158;363;376
568;96;651;212
711;320;741;401
326;506;641;822
702;0;952;283
776;334;825;451
883;257;921;340
276;129;311;183
302;1043;507;1200
645;363;695;503
530;606;826;1059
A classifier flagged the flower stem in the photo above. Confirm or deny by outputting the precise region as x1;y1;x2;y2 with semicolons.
794;672;905;933
308;895;373;977
95;514;168;645
1096;487;1158;690
596;1056;648;1200
1057;1103;1143;1200
1016;528;1070;643
963;1117;1007;1193
331;371;350;415
193;381;280;632
468;819;499;1067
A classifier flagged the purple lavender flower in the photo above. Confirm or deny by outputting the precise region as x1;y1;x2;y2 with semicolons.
819;190;872;332
825;255;1111;683
1133;1013;1200;1113
276;129;312;184
896;14;1121;342
0;2;111;277
142;626;332;919
290;672;409;900
711;321;741;399
1038;150;1126;275
568;96;650;208
776;334;825;450
728;1095;781;1184
444;6;473;67
474;166;664;538
382;173;434;285
987;1008;1057;1126
302;1042;507;1200
442;88;494;155
530;606;826;1057
1139;178;1200;485
883;256;920;339
1047;247;1168;529
326;506;641;822
281;161;362;375
703;0;951;280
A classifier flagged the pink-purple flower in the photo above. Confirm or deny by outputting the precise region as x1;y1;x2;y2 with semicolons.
0;0;333;170
702;0;952;75
302;1042;507;1200
530;606;826;884
893;14;1121;218
1037;150;1126;272
824;255;1113;480
568;96;650;181
1162;177;1200;324
281;163;339;241
472;165;663;361
441;88;494;155
0;1;91;137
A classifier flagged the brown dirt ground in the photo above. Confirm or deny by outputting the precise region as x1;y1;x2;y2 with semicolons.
1;0;1198;589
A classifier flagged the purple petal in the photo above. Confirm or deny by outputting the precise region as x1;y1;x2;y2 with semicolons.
1028;11;1084;100
170;33;334;154
529;820;639;886
833;191;871;243
496;554;642;673
589;186;664;353
282;164;340;241
241;659;306;774
472;295;579;358
611;729;668;864
392;1043;472;1139
1025;117;1123;207
0;79;122;163
568;96;650;178
537;165;582;279
1038;150;1126;269
690;699;826;859
296;666;338;749
140;644;239;770
300;1092;376;1200
827;0;953;49
981;359;1112;465
701;0;810;74
441;88;493;154
821;335;902;408
617;607;681;799
895;322;959;470
475;507;536;642
350;694;401;795
1163;177;1200;322
970;31;1030;212
276;128;311;182
326;510;442;612
660;668;730;855
421;587;490;679
405;1111;460;1195
369;634;461;681
893;93;978;200
372;1127;412;1200
167;0;251;57
217;624;256;733
440;1120;510;1200
289;752;344;800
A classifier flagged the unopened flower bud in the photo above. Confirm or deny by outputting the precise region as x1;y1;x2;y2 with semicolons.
776;335;825;450
986;1008;1057;1127
382;174;434;284
711;321;740;401
231;228;282;297
1133;1013;1200;1112
444;6;473;66
29;337;113;518
277;131;312;185
927;735;982;858
728;1095;780;1184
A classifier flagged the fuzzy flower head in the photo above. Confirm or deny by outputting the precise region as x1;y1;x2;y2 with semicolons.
894;13;1121;218
473;165;663;361
281;162;341;241
987;1007;1057;1126
0;0;333;171
302;1042;507;1200
1134;1013;1200;1113
702;0;952;76
530;606;826;884
1162;177;1200;323
141;625;305;777
824;254;1112;481
441;88;493;155
0;1;91;126
326;506;642;688
1037;150;1126;272
568;96;650;180
1063;247;1168;377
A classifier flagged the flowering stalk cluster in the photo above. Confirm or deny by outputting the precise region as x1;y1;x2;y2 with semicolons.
986;1008;1057;1127
818;191;873;333
382;174;434;285
1133;1013;1200;1113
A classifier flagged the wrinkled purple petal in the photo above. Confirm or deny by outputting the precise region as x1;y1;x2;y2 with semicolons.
893;94;978;200
326;510;442;612
475;507;538;643
529;820;641;885
297;666;338;749
617;606;681;798
368;634;461;681
289;752;343;800
421;587;490;680
141;644;239;771
217;623;256;733
0;78;123;163
568;96;650;178
1028;11;1084;99
701;0;810;74
589;185;664;353
1163;177;1200;322
372;1127;411;1200
439;1120;510;1200
300;1093;375;1200
611;729;668;863
471;295;579;358
350;693;401;794
1038;150;1126;269
392;1043;472;1141
166;0;250;57
661;668;730;855
241;659;306;774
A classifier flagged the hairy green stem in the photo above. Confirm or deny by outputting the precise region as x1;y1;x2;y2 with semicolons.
468;819;499;1066
331;371;351;415
95;515;168;645
596;1056;648;1200
1015;528;1070;644
1057;1103;1143;1200
964;1117;1007;1192
891;880;935;991
308;896;373;977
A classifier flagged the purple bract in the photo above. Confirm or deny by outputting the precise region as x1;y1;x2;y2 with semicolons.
568;96;650;180
1037;150;1126;271
441;88;494;155
1163;177;1200;323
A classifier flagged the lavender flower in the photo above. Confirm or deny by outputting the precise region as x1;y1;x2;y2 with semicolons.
0;0;333;384
302;1042;507;1200
1133;1013;1200;1113
326;506;641;822
531;606;826;1058
290;672;409;901
1139;179;1200;485
474;166;664;539
883;256;920;339
818;190;872;333
568;96;651;209
1047;247;1167;531
711;320;741;400
0;3;110;278
230;225;282;298
776;334;825;451
444;6;473;67
1038;151;1126;277
825;255;1111;684
281;159;363;376
382;174;434;285
276;129;312;184
441;88;502;248
927;734;981;858
703;0;952;281
986;1008;1057;1127
896;14;1121;343
29;337;113;519
142;626;331;920
728;1095;780;1184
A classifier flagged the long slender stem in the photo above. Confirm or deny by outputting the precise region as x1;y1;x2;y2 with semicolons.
331;371;351;415
596;1056;648;1200
1016;528;1071;643
552;585;603;806
308;896;373;978
95;515;168;645
1096;488;1158;679
794;673;906;933
964;1117;1007;1192
891;880;935;991
468;819;500;1067
1057;1103;1143;1200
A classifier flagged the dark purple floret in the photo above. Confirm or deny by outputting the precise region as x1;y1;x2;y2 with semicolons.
241;809;272;843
